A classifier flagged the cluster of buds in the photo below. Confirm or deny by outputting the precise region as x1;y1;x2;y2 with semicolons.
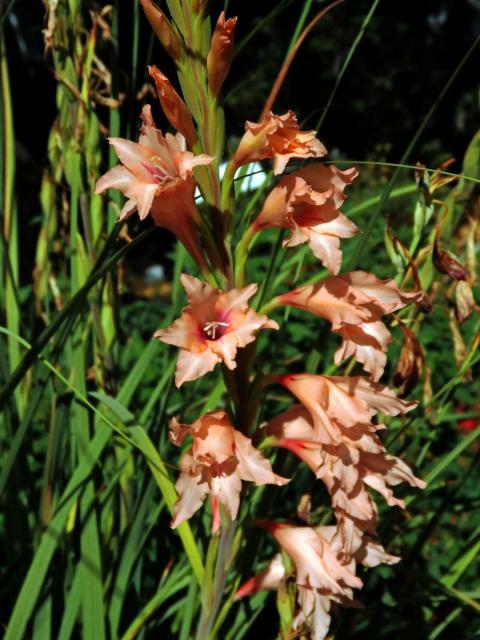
96;4;425;638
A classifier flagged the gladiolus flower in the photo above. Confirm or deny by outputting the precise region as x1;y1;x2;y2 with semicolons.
278;278;375;330
266;405;425;535
272;374;416;445
169;411;288;528
207;11;237;98
256;522;399;640
334;321;392;381
95;106;212;269
279;271;422;378
154;274;278;387
252;164;358;274
232;111;327;175
261;521;362;594
148;66;196;147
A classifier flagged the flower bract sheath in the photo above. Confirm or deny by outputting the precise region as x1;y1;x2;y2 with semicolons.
232;111;327;175
169;411;289;528
95;106;212;269
154;274;279;387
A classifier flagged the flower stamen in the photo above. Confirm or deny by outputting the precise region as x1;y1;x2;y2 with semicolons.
203;320;229;340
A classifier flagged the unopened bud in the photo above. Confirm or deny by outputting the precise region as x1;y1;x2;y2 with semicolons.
139;0;182;61
207;11;237;98
148;66;196;147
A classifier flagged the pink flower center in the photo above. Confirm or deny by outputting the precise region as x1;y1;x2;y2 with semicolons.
141;156;171;184
203;320;229;340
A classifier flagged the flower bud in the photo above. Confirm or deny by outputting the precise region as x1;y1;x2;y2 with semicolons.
139;0;182;61
207;11;237;98
148;66;196;147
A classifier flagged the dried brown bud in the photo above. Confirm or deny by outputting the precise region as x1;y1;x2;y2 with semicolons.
139;0;182;61
207;11;237;98
148;66;196;147
455;280;475;325
448;309;470;379
394;322;424;396
433;235;468;281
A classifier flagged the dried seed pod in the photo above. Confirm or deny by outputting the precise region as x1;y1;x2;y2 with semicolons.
433;234;468;281
455;280;475;325
394;322;424;396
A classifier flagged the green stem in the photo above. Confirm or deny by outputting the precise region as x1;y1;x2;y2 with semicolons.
258;295;281;317
196;520;236;640
220;162;236;227
234;224;258;287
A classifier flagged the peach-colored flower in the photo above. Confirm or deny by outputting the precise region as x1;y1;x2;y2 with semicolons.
266;405;425;543
333;320;392;381
340;271;424;315
232;111;327;175
241;524;399;640
154;274;278;387
207;11;237;98
279;271;422;377
169;411;288;528
262;521;362;594
272;374;417;444
95;106;212;268
252;164;358;274
295;164;359;208
278;278;375;330
148;66;196;147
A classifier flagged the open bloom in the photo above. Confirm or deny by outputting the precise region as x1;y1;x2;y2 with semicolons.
95;105;212;268
253;164;358;274
169;412;288;528
279;271;422;379
253;522;399;640
232;111;327;175
266;405;425;549
272;374;416;445
154;274;278;386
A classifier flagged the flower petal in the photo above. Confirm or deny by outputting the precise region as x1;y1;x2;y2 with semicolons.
234;431;289;485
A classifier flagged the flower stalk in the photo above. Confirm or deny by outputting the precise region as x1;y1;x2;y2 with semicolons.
93;4;427;638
